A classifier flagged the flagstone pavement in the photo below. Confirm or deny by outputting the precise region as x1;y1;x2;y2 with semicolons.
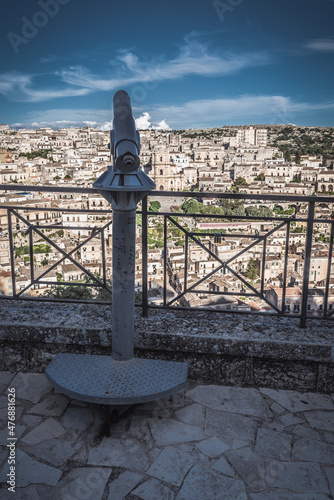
0;371;333;499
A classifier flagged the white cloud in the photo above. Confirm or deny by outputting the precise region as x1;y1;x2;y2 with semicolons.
305;38;334;52
58;41;268;92
99;121;113;131
10;95;334;130
142;95;334;128
0;72;90;102
135;112;151;129
155;119;170;130
0;38;270;104
135;112;170;130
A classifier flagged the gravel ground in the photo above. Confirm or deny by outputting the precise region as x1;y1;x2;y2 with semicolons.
0;300;332;345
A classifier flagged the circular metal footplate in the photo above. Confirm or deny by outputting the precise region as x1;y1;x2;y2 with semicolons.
45;354;189;405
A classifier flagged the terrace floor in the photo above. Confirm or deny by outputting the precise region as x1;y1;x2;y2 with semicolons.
0;372;333;499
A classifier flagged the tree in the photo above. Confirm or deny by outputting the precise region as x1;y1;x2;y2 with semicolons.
200;204;223;216
232;177;248;192
254;173;265;181
136;214;142;226
231;205;246;217
246;205;273;218
244;258;258;282
42;284;94;300
149;200;161;212
285;149;291;162
95;278;113;302
220;199;245;216
295;150;301;164
182;198;200;214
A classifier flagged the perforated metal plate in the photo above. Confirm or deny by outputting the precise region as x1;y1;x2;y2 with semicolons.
45;354;188;405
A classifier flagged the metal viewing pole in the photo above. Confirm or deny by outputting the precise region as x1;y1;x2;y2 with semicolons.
45;91;188;417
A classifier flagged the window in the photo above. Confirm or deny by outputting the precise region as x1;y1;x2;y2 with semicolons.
293;304;300;312
284;304;290;312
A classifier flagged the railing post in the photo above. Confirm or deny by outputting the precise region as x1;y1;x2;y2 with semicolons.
7;209;16;297
324;222;334;317
142;195;148;316
300;201;315;328
281;221;290;313
163;216;167;306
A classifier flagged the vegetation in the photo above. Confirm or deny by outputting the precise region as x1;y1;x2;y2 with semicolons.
18;149;52;160
42;273;141;303
15;243;51;257
246;205;273;218
42;283;94;300
273;205;295;216
231;177;248;192
181;198;274;219
148;200;161;212
269;126;334;162
244;257;258;283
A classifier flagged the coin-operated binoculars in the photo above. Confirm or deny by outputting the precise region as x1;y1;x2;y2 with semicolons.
45;91;188;413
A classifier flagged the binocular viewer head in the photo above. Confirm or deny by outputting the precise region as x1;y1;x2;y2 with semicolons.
110;90;141;173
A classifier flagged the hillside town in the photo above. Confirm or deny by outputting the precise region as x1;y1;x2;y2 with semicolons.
0;123;333;316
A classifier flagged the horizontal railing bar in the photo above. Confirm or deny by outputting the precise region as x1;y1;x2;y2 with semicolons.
3;205;331;223
179;289;257;296
19;225;106;231
36;281;112;287
1;184;334;203
0;295;142;306
148;191;334;203
147;303;333;320
189;232;262;239
146;211;333;224
147;304;282;316
0;184;97;194
0;205;111;214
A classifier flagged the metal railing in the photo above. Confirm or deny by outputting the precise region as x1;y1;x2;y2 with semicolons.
0;184;333;327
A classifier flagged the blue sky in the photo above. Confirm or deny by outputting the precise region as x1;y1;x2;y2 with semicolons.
1;0;334;129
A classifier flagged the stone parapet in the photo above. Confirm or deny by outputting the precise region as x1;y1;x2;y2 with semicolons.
0;301;333;392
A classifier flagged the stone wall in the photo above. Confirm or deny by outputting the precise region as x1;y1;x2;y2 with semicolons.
0;301;333;392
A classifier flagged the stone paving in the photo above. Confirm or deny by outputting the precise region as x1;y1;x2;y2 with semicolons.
0;372;333;499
